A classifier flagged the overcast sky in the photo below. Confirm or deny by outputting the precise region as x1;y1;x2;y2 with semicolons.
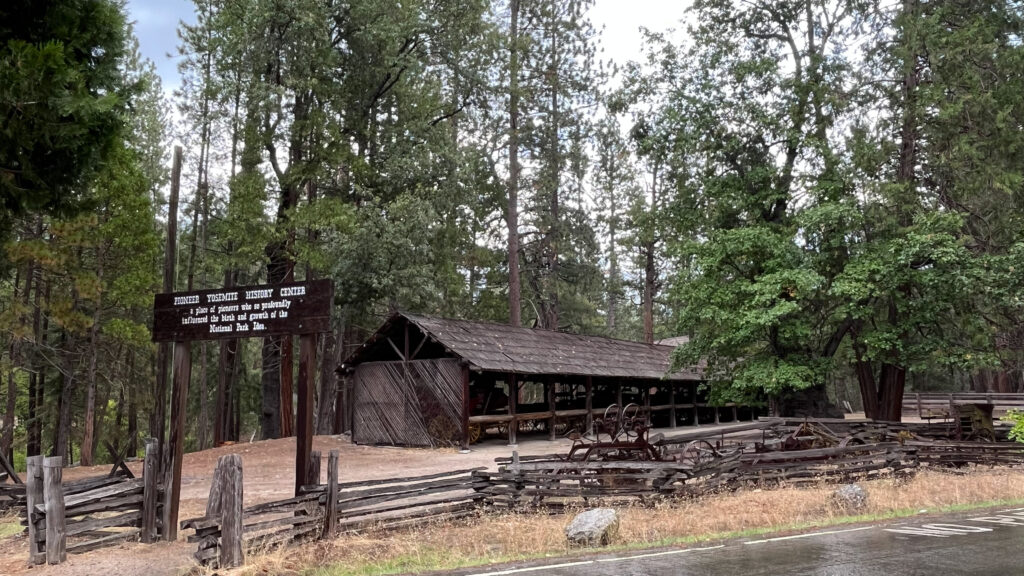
124;0;693;96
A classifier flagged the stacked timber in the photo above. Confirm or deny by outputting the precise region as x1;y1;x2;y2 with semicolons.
0;482;25;511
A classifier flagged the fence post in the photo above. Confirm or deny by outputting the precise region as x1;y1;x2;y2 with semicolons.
323;450;338;538
219;454;244;568
43;456;65;565
205;456;228;518
306;450;321;487
25;455;44;565
142;438;159;543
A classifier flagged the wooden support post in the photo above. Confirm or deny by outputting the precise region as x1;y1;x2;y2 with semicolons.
917;392;922;419
547;377;556;441
714;406;720;424
643;384;651;426
323;450;338;538
616;382;623;410
295;333;316;496
585;376;593;435
43;456;65;565
507;374;517;445
219;454;244;569
307;450;321;486
460;364;471;451
164;340;191;542
141;438;158;543
732;405;738;422
669;384;677;429
333;374;346;434
155;146;183;474
26;455;44;565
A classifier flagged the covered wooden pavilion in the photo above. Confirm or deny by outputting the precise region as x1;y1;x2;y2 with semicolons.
338;312;756;449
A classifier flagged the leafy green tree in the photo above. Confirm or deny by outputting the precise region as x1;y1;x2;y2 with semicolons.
0;0;131;256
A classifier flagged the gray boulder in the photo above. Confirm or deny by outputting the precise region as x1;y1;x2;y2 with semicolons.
829;483;868;512
565;508;619;547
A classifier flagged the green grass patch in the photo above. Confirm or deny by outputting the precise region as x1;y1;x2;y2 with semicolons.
308;498;1024;576
0;517;22;539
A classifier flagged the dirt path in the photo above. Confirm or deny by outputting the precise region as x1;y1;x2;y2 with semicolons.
0;432;575;576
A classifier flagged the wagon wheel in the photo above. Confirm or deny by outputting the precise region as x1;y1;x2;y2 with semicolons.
838;436;864;448
620;403;641;440
468;423;482;444
427;415;457;446
601;404;620;440
678;440;718;469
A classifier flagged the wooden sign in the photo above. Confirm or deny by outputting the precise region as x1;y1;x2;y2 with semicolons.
152;279;332;342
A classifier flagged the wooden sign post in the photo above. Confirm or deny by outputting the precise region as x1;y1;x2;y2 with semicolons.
153;279;332;540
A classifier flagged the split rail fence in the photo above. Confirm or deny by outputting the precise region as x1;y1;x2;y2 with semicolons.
182;450;488;568
901;392;1024;419
181;436;1024;568
22;439;163;565
0;450;25;511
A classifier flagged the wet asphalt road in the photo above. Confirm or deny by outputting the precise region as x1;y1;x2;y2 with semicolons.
454;507;1024;576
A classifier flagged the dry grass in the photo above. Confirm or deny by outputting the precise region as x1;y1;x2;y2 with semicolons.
0;509;20;539
232;467;1024;576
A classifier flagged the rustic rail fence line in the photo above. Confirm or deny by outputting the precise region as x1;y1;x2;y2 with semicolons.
478;443;919;510
901;392;1024;419
0;450;25;511
180;438;1023;568
181;450;488;569
21;438;163;565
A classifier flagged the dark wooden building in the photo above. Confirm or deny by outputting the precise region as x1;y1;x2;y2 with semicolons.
339;313;753;448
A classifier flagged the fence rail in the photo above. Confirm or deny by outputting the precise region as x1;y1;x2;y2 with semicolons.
181;451;488;569
21;439;163;565
901;392;1024;419
180;434;1024;568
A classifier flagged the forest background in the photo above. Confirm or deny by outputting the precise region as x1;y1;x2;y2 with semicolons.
4;0;1024;467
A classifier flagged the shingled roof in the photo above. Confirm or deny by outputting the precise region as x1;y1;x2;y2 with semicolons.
344;312;702;381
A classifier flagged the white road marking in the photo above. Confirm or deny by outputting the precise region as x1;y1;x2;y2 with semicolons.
998;507;1024;513
466;560;594;575
920;523;992;533
595;544;725;562
744;526;873;544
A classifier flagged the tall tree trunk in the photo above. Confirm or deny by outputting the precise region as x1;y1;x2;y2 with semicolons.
215;267;238;446
231;339;242;441
852;0;920;422
261;84;307;439
127;348;137;455
81;243;104;466
642;163;659;344
3;264;26;458
3;349;13;461
33;277;50;456
260;337;282;440
27;219;44;457
541;5;560;331
316;326;338;435
198;342;208;450
55;325;76;465
507;0;522;327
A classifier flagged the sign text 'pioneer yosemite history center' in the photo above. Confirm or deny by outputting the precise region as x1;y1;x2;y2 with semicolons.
152;279;332;342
